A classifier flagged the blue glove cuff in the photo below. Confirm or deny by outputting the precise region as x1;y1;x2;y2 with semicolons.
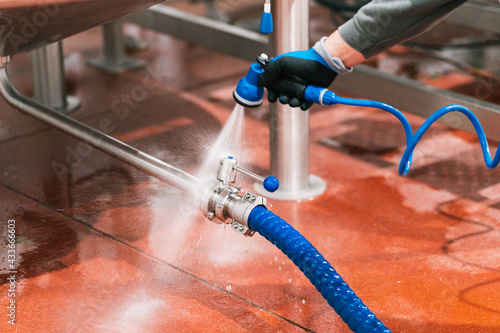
271;37;352;75
272;47;333;70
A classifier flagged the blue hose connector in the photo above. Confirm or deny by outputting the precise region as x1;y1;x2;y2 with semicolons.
260;2;273;34
248;206;391;333
260;12;273;34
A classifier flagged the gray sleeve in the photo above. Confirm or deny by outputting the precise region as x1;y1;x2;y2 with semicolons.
338;0;468;58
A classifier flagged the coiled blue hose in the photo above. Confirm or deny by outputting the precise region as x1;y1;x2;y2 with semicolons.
248;205;391;333
333;96;500;176
305;86;500;175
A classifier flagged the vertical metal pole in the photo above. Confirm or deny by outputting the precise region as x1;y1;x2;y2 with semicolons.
263;0;325;200
87;21;145;74
30;41;80;113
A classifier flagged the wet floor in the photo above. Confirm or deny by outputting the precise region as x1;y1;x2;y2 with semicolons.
1;5;500;333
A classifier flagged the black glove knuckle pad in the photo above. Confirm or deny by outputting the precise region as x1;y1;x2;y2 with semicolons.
277;57;338;87
261;56;337;91
259;53;338;110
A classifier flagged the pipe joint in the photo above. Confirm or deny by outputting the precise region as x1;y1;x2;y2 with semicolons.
200;156;274;237
201;181;266;237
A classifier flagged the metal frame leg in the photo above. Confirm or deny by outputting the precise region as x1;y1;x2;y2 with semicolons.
256;0;326;200
87;21;145;74
30;41;80;113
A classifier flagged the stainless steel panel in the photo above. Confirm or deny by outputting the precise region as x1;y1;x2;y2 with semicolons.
126;4;270;62
0;0;164;56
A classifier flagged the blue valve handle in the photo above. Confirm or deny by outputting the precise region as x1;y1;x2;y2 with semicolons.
263;176;279;192
232;162;280;193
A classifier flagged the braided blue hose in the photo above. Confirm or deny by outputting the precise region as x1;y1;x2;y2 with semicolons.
248;206;391;333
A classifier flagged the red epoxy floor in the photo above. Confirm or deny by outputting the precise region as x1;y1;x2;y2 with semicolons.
1;13;500;333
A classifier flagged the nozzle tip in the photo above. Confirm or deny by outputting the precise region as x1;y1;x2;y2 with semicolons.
233;90;263;108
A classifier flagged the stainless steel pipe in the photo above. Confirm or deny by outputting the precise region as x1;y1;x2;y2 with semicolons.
30;42;81;113
271;0;309;194
262;0;325;200
0;60;198;192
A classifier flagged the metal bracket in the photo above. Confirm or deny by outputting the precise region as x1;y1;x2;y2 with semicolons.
87;21;145;75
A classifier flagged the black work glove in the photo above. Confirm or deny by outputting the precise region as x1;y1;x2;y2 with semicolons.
259;37;351;111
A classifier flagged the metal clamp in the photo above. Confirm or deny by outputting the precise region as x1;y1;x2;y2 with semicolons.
201;156;273;237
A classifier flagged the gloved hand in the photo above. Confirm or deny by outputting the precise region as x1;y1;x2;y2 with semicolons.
259;37;352;110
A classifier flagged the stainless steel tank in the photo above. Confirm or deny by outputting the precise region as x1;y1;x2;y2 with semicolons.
0;0;163;56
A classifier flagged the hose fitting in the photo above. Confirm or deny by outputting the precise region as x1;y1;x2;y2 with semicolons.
200;156;278;237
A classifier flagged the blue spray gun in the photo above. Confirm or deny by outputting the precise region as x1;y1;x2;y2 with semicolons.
233;54;500;175
233;54;342;107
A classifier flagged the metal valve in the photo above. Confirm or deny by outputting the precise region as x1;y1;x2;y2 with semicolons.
200;156;279;237
217;156;279;193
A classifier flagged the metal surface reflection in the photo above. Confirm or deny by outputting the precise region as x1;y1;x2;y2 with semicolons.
0;0;163;57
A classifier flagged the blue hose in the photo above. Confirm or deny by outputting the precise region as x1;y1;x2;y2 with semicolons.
334;96;500;175
305;86;500;175
248;206;391;333
333;96;415;175
399;104;500;171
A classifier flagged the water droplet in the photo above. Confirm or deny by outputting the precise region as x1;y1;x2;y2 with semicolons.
288;279;292;283
226;285;232;291
302;299;306;304
278;267;281;271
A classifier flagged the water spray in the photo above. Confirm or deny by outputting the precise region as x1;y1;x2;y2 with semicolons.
1;53;391;332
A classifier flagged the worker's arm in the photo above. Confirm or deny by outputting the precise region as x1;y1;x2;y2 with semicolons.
337;0;468;60
260;0;467;109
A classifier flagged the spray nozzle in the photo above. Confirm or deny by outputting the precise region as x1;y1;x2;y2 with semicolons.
233;53;338;110
233;61;265;108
